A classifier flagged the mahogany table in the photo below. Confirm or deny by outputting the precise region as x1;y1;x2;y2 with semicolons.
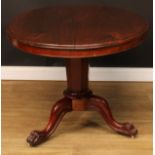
7;6;149;146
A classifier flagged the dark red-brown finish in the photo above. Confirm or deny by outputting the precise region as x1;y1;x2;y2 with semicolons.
6;6;148;147
66;59;88;92
27;97;72;146
26;59;138;146
7;6;149;58
87;95;137;137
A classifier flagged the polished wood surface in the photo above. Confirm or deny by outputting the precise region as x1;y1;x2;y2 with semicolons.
5;5;150;147
88;95;137;136
24;59;137;146
7;6;149;58
27;97;72;146
65;59;88;92
2;81;152;155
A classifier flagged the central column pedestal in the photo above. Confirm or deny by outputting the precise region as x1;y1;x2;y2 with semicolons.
64;59;92;110
64;59;92;99
27;58;138;147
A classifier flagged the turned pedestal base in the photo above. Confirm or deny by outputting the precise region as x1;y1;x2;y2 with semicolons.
27;59;138;146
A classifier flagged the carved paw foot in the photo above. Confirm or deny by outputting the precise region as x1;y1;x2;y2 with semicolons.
119;123;138;137
27;130;47;146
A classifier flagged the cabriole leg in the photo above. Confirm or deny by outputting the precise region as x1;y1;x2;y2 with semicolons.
27;97;72;146
87;95;138;137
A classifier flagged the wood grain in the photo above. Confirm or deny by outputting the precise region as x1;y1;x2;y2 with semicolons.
2;81;152;155
6;6;149;58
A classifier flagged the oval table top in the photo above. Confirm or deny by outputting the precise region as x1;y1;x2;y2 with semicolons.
7;6;149;58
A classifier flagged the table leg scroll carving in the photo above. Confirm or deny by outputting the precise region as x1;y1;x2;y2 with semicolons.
27;97;72;146
87;95;138;137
